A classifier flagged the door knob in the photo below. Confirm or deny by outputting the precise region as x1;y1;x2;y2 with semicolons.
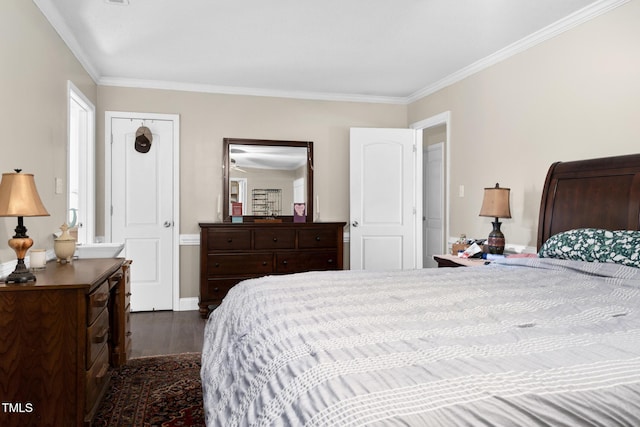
352;220;359;227
163;221;173;228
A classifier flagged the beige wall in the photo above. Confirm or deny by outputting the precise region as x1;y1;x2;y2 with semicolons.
0;0;96;264
408;0;640;250
96;87;406;297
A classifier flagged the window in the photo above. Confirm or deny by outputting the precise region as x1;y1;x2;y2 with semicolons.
67;81;95;244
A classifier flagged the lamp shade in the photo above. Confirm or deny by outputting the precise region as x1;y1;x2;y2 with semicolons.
479;183;511;219
0;171;50;217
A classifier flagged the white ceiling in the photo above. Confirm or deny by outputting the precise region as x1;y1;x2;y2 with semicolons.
34;0;620;103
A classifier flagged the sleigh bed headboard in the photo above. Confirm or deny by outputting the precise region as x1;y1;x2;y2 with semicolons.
537;153;640;250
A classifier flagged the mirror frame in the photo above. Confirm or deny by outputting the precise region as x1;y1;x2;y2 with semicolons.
223;138;314;222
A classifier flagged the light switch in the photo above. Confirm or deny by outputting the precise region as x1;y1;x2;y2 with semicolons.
458;185;465;197
55;178;64;194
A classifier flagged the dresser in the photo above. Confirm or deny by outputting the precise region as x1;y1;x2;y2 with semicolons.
199;222;346;318
0;258;131;427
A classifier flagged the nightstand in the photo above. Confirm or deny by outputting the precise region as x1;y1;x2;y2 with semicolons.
433;254;487;267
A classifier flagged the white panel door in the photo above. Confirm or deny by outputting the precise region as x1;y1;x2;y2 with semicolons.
110;116;175;311
350;128;417;270
424;142;444;268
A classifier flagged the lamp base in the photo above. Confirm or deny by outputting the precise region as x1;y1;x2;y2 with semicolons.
5;235;36;284
487;220;505;255
5;260;36;284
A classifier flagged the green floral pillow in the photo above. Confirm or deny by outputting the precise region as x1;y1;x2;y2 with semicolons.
538;228;607;262
599;230;640;268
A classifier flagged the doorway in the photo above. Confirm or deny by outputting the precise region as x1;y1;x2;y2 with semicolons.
67;81;95;244
412;111;450;268
105;111;180;311
423;141;444;268
348;112;450;270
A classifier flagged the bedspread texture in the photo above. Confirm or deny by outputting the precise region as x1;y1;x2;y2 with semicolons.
202;258;640;426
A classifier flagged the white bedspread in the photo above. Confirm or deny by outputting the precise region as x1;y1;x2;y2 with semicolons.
201;258;640;426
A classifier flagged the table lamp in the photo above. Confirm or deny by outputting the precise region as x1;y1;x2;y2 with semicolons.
479;183;511;254
0;170;50;283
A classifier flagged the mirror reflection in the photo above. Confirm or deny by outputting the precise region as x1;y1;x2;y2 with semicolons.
223;139;313;222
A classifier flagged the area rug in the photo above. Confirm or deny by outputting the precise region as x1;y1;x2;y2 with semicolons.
94;353;204;427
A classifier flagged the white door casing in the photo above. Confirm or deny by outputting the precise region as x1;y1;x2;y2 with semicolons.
349;128;417;270
106;112;179;311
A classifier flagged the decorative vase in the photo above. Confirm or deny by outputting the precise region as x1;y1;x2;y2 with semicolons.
54;223;76;263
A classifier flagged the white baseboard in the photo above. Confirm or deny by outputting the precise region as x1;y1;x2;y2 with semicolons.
178;297;199;311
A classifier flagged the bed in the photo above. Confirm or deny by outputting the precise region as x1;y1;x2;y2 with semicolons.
202;153;640;426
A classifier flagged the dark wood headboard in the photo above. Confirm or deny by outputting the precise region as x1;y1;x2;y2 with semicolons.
537;153;640;250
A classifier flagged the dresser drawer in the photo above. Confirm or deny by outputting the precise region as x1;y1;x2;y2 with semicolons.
275;250;339;273
202;279;239;304
298;228;338;249
207;253;273;275
208;229;251;250
85;343;110;415
87;280;110;325
254;228;295;249
87;308;109;369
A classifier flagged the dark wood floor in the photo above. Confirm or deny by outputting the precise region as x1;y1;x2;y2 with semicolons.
130;310;207;358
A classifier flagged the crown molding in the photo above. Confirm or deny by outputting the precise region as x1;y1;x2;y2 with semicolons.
97;77;408;105
34;0;628;105
405;0;630;104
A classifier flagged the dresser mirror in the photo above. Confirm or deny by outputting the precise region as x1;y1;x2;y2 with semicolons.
223;138;314;222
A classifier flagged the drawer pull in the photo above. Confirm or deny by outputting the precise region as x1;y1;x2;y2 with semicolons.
282;260;288;265
215;263;220;268
315;236;321;241
227;238;233;243
327;259;334;264
262;261;267;266
93;327;109;343
126;331;132;337
92;293;109;307
272;237;278;242
125;292;132;297
213;287;219;292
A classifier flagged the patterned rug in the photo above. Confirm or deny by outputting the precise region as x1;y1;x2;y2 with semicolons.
94;353;205;427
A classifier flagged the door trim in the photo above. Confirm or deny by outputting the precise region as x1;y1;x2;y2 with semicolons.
410;111;451;267
104;111;181;310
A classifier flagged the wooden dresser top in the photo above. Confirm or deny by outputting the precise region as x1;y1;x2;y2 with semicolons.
1;258;125;291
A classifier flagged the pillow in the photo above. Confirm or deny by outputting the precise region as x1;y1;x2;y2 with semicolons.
538;228;607;262
598;230;640;268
